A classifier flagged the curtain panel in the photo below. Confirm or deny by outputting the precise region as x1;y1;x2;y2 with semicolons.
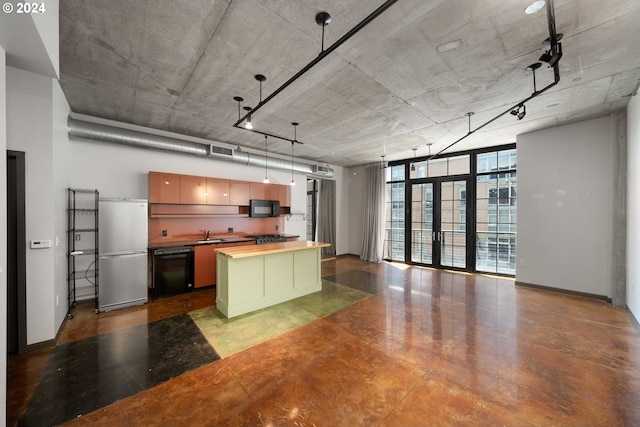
317;179;336;256
360;163;386;263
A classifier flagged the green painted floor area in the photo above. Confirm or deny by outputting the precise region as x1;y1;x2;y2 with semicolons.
189;280;371;357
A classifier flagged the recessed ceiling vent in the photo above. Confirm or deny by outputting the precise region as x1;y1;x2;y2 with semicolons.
311;164;333;175
209;144;234;157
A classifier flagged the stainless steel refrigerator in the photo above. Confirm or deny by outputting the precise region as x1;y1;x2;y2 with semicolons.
98;198;148;311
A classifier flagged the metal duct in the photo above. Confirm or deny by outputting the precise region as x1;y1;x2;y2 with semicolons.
67;117;334;178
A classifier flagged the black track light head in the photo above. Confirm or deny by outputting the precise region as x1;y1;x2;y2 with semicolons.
511;104;526;120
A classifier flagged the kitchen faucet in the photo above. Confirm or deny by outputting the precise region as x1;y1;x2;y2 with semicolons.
200;229;210;240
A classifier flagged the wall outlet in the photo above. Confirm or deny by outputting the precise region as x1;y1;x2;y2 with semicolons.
227;227;233;233
56;294;59;306
162;230;167;237
75;234;81;241
275;225;279;231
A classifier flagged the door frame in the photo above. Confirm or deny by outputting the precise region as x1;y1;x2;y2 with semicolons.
7;150;27;354
406;175;474;271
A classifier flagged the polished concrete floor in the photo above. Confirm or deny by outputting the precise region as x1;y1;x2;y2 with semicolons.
7;256;640;426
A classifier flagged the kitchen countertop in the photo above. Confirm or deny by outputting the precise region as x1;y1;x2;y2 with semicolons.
148;234;299;249
215;240;330;259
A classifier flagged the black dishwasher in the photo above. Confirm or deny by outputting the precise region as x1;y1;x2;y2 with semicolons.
151;246;194;299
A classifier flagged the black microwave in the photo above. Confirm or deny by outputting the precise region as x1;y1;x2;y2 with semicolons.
249;199;280;217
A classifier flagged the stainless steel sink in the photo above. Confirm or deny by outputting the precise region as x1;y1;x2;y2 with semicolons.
196;239;223;244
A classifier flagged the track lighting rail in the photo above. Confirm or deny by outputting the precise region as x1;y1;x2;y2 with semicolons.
428;0;562;160
232;0;399;144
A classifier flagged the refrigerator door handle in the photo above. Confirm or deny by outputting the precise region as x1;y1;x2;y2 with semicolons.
100;252;147;260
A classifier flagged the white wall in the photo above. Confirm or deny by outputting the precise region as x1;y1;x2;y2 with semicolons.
7;67;55;344
7;67;55;345
627;95;640;320
52;81;71;327
1;45;8;424
6;66;71;345
31;0;60;78
69;117;346;247
517;116;616;298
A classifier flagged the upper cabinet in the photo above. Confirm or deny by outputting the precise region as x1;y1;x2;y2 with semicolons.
180;175;207;205
149;172;181;204
279;185;291;207
206;178;230;205
229;180;251;206
149;172;291;207
250;182;279;201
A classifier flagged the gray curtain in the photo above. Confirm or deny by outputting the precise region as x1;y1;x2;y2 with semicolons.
316;179;336;256
360;163;386;263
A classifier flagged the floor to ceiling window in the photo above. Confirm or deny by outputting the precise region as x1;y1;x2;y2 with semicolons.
475;149;517;275
383;144;516;276
384;165;405;260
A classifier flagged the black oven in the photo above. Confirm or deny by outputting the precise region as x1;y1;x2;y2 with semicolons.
151;246;194;298
249;199;280;217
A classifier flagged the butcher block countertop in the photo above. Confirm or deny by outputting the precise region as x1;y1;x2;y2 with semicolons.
215;240;330;259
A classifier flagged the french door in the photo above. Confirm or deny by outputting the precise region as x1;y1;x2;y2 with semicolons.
409;178;470;269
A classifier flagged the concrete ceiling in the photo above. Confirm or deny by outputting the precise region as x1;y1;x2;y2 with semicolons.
59;0;640;167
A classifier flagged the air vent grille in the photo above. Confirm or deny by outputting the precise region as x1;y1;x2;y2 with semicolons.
311;164;332;175
209;144;234;157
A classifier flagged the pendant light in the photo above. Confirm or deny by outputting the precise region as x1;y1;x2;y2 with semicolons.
290;122;298;186
263;135;269;183
243;106;253;129
410;148;417;172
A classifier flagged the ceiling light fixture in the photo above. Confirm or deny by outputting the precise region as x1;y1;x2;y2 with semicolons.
410;148;417;171
510;104;526;120
543;33;563;46
539;40;563;67
233;96;244;120
290;122;299;186
316;12;332;52
525;0;545;14
263;135;269;183
526;62;542;93
255;74;266;103
243;106;253;129
465;112;474;134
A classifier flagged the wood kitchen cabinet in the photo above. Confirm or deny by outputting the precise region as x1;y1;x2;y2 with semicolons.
149;172;181;204
194;245;216;288
180;175;207;204
149;171;287;208
250;182;279;200
206;178;230;205
279;185;291;207
194;241;256;288
229;180;251;205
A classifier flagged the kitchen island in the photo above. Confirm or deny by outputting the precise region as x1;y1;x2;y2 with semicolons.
215;241;331;318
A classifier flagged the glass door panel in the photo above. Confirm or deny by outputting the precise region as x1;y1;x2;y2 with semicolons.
410;183;433;264
439;180;467;269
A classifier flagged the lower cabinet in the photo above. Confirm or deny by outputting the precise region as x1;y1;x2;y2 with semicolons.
194;241;256;288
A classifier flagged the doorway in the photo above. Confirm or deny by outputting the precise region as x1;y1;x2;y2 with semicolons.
7;150;27;355
409;178;470;269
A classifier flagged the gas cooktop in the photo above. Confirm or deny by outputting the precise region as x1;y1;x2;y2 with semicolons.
247;234;288;244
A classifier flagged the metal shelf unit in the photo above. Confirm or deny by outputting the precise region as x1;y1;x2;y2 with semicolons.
67;188;99;318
